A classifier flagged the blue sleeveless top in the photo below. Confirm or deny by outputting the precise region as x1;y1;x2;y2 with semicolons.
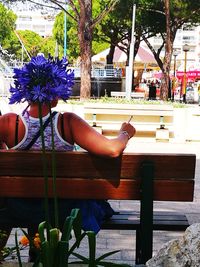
3;111;114;233
12;111;75;151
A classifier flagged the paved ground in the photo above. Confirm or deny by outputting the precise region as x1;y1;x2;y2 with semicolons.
4;138;200;266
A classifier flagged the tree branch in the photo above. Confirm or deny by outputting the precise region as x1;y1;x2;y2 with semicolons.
92;0;120;28
67;0;80;19
49;0;77;21
23;0;60;11
143;35;164;71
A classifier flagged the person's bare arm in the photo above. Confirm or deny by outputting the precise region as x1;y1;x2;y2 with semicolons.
69;113;136;158
0;114;8;142
0;113;18;147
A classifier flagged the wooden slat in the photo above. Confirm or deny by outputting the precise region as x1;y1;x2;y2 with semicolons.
102;211;189;231
121;153;196;180
0;177;194;201
0;211;189;231
84;108;173;116
0;151;196;180
86;120;173;126
83;103;173;111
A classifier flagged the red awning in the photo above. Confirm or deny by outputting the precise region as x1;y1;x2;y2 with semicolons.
176;70;200;81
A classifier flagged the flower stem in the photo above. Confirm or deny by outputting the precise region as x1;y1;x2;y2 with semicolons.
38;103;50;240
49;104;59;228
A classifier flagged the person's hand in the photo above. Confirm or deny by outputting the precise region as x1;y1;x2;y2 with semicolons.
119;122;136;140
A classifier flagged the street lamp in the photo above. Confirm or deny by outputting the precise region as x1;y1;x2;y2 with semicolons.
182;44;190;103
172;49;178;101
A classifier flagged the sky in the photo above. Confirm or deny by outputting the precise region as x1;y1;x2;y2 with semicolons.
6;0;59;15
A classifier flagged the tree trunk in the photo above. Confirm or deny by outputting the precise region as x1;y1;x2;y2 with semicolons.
78;0;92;100
160;71;170;100
160;0;172;101
106;44;115;65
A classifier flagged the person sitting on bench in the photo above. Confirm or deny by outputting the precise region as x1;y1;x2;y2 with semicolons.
0;55;136;260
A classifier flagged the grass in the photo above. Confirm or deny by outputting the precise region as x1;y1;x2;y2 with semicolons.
67;96;187;108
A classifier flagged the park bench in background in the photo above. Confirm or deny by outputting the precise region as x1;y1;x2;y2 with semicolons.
111;91;145;99
84;103;174;140
0;150;196;264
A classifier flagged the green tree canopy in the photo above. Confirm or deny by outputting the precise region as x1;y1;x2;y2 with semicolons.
53;11;79;63
0;3;16;44
2;0;119;99
95;0;200;99
3;30;46;61
53;4;109;64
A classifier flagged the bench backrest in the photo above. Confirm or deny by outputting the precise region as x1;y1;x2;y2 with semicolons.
110;91;145;98
84;103;174;125
0;150;195;201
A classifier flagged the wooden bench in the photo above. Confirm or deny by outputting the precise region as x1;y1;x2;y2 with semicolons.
0;150;196;264
111;91;145;99
84;103;174;139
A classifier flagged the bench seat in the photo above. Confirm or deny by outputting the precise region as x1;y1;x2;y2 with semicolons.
103;211;189;231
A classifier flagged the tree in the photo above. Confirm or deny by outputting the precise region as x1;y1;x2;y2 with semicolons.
53;11;80;63
2;31;22;60
161;0;171;100
139;0;200;100
94;0;135;65
53;9;109;64
16;30;43;57
4;0;119;99
0;3;16;44
3;30;58;62
40;36;62;59
0;2;16;61
99;0;200;100
65;0;118;99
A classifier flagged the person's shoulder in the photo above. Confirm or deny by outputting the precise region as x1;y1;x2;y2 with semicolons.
63;112;79;119
1;112;17;119
0;112;18;125
63;112;83;124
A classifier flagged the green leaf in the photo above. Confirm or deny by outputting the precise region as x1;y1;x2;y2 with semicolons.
96;250;121;262
57;240;69;267
49;228;59;248
71;209;82;241
61;216;74;241
71;251;89;263
61;208;82;248
86;231;96;265
47;228;60;265
38;221;52;243
14;229;23;267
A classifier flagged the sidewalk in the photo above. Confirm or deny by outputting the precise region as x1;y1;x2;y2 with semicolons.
5;138;200;266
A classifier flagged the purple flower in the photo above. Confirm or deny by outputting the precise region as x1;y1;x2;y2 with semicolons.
9;55;74;104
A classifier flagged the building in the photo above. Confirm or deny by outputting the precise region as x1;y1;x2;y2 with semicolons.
15;10;55;37
7;0;58;37
151;24;200;69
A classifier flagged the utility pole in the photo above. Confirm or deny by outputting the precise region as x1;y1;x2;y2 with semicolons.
64;1;67;57
126;4;136;99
